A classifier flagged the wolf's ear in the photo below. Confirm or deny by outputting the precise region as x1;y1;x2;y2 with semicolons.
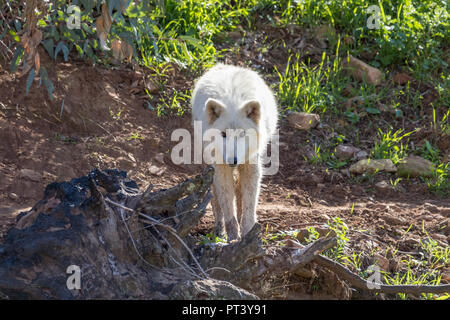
241;100;261;125
205;98;225;124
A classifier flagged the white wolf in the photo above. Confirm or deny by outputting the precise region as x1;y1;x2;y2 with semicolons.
191;64;278;241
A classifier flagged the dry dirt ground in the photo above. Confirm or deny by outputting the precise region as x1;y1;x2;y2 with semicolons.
0;46;449;298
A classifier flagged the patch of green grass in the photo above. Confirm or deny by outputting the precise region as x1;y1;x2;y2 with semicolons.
152;89;190;117
199;233;227;245
135;0;251;75
384;235;449;300
277;0;448;71
126;133;144;141
371;128;414;164
324;217;350;263
433;107;450;135
419;140;441;164
424;162;450;196
275;48;346;114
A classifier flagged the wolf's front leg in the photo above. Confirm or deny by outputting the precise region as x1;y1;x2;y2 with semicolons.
238;163;261;237
211;184;225;237
213;164;240;241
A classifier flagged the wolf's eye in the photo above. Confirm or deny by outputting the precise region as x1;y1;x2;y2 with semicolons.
221;131;226;138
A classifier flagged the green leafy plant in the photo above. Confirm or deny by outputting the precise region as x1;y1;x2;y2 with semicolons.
372;128;414;164
424;162;449;196
275;49;343;114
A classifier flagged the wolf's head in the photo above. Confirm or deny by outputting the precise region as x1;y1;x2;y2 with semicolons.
203;98;261;167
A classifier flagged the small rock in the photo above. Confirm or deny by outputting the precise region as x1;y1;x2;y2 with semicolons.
349;159;397;174
402;238;421;249
128;153;137;163
154;153;165;164
9;193;18;200
149;165;165;176
19;169;42;182
335;145;361;160
342;54;384;86
430;233;448;243
393;73;414;85
375;180;396;193
43;171;57;181
382;214;405;225
354;150;369;160
287;112;320;130
397;156;434;178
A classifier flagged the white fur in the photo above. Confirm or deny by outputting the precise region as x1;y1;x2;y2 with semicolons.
191;64;278;240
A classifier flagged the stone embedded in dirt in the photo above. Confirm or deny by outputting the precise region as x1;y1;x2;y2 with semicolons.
354;150;369;160
375;180;396;193
19;169;42;182
397;156;434;178
402;238;421;249
393;73;414;85
342;54;384;86
335;145;361;160
382;214;405;225
430;233;448;244
128;153;137;163
149;165;165;176
349;159;397;174
287;112;320;130
9;193;18;200
43;171;57;181
154;153;165;164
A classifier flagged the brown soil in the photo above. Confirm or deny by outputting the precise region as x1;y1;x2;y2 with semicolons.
0;45;449;298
